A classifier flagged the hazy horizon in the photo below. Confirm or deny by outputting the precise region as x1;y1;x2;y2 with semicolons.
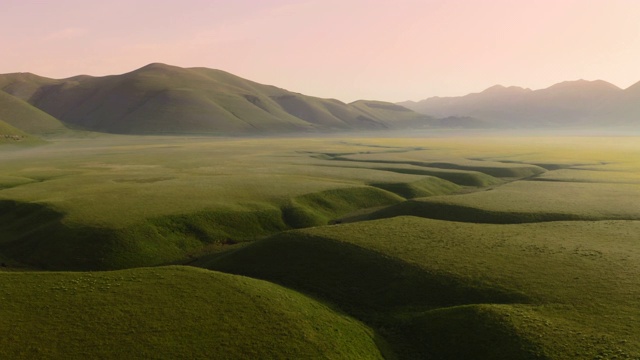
2;0;640;102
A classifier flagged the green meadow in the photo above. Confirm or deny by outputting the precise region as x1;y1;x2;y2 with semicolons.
1;133;640;359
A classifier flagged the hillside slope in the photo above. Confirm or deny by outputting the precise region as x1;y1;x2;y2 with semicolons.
400;79;640;128
0;90;67;134
0;266;384;359
0;119;43;146
204;217;640;359
0;119;29;137
0;63;439;135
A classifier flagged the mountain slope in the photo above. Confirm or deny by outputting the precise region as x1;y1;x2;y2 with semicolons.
0;119;43;145
0;63;441;135
401;79;638;128
0;90;67;134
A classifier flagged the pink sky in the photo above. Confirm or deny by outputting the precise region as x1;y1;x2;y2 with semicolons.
2;0;639;102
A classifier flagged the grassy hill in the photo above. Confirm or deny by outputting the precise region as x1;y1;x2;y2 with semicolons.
0;119;29;139
202;217;640;359
0;63;441;135
367;180;640;224
0;119;44;146
0;90;67;135
0;266;384;359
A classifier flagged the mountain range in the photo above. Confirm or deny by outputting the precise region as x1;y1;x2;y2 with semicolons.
399;79;640;128
0;63;448;136
1;63;638;137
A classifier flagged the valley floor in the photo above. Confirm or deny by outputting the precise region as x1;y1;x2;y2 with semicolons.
1;133;640;359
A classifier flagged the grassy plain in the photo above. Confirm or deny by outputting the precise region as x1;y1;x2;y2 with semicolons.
1;132;640;359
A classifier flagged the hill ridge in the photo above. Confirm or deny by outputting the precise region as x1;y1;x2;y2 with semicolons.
0;63;459;135
401;78;640;127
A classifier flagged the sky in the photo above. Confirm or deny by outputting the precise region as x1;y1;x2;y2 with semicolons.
1;0;640;102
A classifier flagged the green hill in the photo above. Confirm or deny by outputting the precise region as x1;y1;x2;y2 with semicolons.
0;266;384;359
0;119;44;146
202;217;640;359
0;119;28;137
0;90;67;134
0;72;58;99
367;180;640;224
0;63;439;135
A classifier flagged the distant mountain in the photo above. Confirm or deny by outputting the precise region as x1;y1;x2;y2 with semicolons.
400;80;640;128
0;63;457;135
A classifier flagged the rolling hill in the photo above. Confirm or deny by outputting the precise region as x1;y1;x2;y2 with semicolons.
202;217;640;359
0;63;447;135
400;79;640;128
0;266;384;359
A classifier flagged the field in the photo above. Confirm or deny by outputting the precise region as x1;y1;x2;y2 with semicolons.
1;132;639;359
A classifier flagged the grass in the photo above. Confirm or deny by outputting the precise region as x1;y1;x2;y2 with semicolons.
0;91;67;135
0;119;45;147
369;176;460;199
368;181;640;223
2;134;640;270
0;136;443;269
2;133;640;358
0;63;433;135
203;217;640;359
334;151;547;178
0;266;384;359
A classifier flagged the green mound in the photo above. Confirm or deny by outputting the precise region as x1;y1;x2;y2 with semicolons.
0;186;402;270
366;198;588;223
0;175;36;190
0;266;383;359
423;161;546;178
401;304;546;360
202;232;527;312
202;227;532;358
373;181;640;223
369;176;461;199
203;217;640;359
325;154;505;186
282;186;403;228
331;152;545;180
380;166;502;186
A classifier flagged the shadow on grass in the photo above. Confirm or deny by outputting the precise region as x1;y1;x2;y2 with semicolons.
368;200;591;224
202;232;544;359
